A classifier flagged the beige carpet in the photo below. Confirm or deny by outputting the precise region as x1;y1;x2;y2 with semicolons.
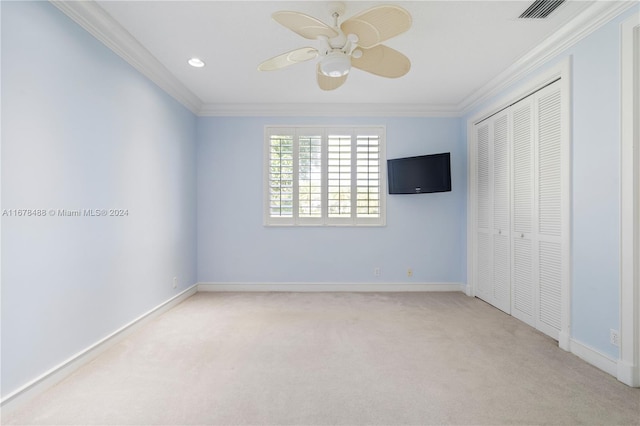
3;292;639;425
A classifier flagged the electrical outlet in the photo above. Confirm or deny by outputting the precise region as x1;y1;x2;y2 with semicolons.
173;277;178;289
374;267;381;277
610;329;620;347
407;268;413;277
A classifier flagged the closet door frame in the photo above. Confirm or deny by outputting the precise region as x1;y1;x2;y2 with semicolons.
466;58;572;351
619;12;640;387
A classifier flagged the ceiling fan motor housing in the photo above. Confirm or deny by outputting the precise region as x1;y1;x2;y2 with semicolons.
320;51;351;77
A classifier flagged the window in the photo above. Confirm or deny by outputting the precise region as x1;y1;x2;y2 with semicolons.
265;126;385;226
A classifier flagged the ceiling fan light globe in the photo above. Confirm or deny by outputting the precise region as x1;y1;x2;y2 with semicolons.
320;51;351;77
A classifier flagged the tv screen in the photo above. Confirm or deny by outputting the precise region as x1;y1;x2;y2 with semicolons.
387;152;452;194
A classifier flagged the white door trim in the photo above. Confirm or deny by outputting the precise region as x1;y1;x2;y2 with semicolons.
619;11;640;387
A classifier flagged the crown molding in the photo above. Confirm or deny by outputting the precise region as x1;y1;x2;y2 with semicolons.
50;0;203;114
198;102;461;117
457;0;639;115
51;0;637;118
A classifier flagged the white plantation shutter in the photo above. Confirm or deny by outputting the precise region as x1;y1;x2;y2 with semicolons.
265;126;385;226
356;133;381;218
328;133;352;219
298;133;322;219
267;130;295;220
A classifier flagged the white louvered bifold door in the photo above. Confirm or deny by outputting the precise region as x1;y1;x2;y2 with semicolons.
476;123;493;302
535;84;563;340
492;113;511;313
511;98;536;327
472;79;566;342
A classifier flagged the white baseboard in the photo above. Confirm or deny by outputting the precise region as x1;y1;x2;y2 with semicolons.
617;360;640;387
558;330;571;351
197;282;466;293
569;338;618;377
464;283;473;297
0;284;198;414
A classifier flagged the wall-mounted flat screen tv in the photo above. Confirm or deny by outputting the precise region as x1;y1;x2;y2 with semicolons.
387;152;452;194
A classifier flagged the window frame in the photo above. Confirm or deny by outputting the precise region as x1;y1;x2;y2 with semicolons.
264;125;386;227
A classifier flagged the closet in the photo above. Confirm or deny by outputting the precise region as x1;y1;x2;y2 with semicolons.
472;79;567;341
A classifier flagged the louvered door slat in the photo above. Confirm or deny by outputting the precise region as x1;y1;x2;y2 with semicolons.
476;121;492;301
538;241;562;335
477;124;490;230
538;89;562;237
513;103;533;234
492;113;510;313
511;99;535;325
536;86;563;340
493;235;511;312
478;233;492;297
512;238;534;325
493;114;510;231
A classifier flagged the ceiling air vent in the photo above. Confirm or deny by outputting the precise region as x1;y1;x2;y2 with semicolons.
519;0;565;19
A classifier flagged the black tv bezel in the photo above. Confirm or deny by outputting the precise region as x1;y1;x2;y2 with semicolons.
387;152;452;195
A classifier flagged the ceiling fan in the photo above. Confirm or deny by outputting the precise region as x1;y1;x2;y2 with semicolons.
257;2;412;91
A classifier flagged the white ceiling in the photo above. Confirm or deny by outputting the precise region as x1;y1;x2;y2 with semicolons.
63;1;628;115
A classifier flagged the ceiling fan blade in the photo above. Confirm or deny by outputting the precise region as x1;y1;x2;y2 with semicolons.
272;11;339;40
351;45;411;78
340;5;412;49
258;47;318;71
316;63;348;91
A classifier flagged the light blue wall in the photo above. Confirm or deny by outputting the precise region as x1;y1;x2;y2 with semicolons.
464;5;640;359
197;116;466;284
1;1;197;398
3;0;633;402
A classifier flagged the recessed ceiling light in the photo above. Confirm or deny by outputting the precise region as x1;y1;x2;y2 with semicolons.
188;58;205;68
